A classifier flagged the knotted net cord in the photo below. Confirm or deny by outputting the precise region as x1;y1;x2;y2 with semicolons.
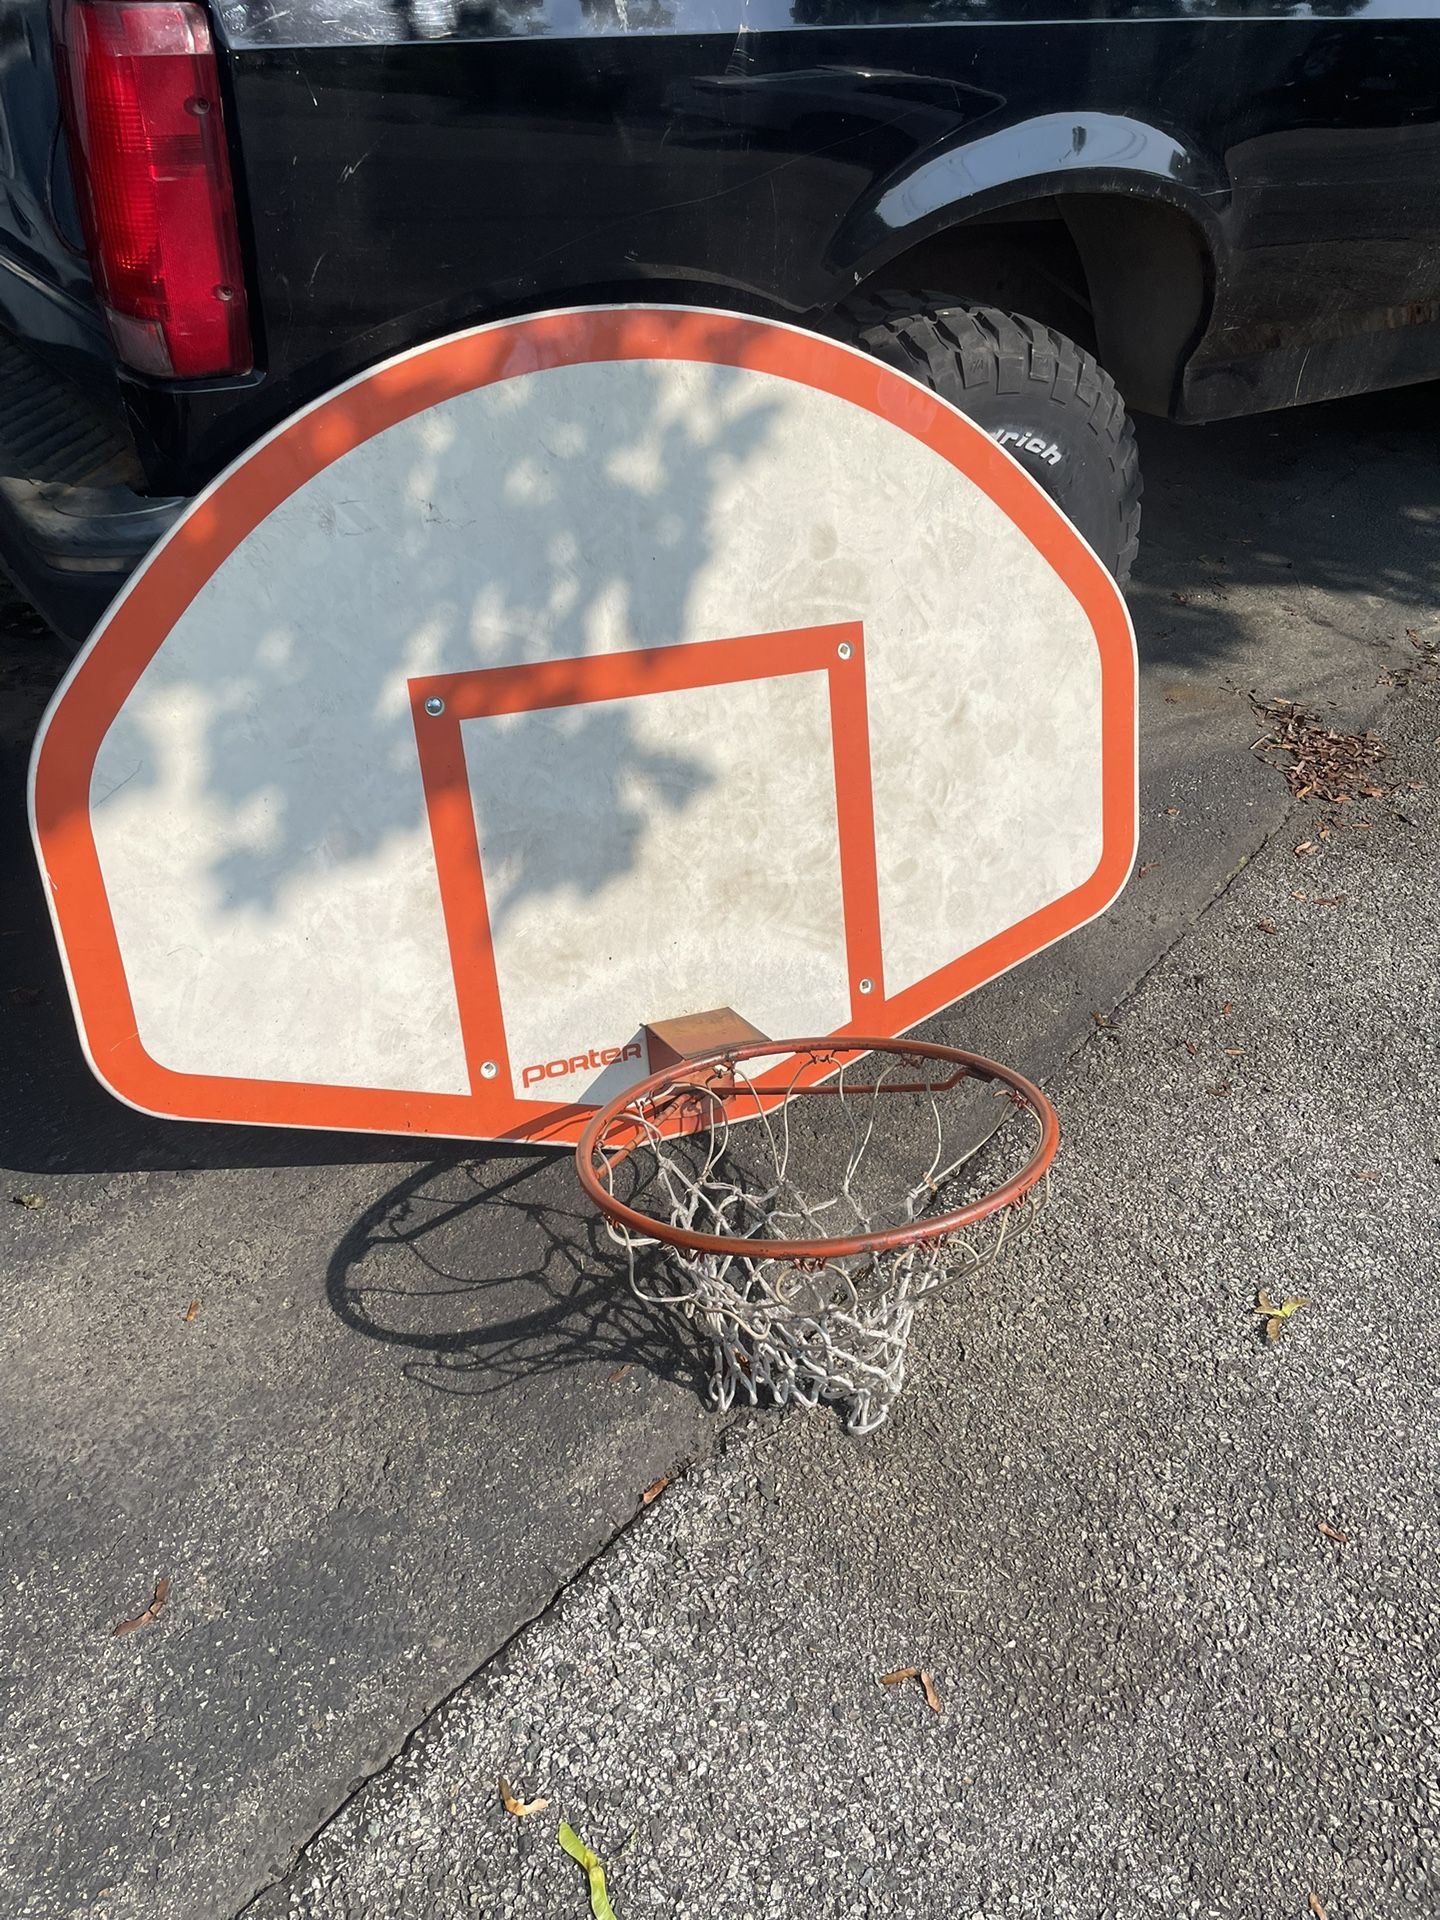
589;1048;1050;1435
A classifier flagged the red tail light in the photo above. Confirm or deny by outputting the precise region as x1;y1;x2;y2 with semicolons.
54;0;252;378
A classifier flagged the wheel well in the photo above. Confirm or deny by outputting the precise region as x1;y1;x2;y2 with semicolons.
849;193;1211;417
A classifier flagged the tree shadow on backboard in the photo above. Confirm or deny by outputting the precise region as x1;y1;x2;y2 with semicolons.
7;378;1440;1176
3;319;783;1172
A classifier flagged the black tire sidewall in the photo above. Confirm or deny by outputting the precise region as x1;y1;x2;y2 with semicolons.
940;386;1124;575
844;298;1140;582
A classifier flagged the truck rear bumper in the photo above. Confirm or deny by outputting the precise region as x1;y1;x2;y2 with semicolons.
0;472;181;645
0;331;182;646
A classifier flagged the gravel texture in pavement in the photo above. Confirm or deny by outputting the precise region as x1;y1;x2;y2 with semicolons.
250;670;1440;1915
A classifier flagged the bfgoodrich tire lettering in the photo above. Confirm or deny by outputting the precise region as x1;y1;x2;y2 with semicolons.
845;293;1142;585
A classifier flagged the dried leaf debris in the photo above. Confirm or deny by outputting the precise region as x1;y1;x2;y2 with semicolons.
1251;697;1388;804
1255;1288;1311;1341
498;1776;550;1818
880;1666;942;1713
114;1576;170;1636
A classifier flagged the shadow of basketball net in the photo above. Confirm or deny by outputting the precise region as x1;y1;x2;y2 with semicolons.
325;1150;711;1400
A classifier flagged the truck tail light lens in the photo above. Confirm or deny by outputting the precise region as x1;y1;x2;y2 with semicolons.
54;0;252;378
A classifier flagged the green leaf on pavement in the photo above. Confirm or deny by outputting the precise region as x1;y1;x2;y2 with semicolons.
558;1822;618;1920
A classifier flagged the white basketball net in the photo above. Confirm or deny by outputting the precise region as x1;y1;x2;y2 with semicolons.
589;1050;1050;1435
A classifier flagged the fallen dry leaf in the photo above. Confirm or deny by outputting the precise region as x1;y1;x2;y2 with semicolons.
1308;1892;1330;1920
1356;1169;1377;1182
1256;919;1279;936
1317;1521;1350;1547
13;1192;45;1209
1137;860;1158;877
1294;841;1318;857
1220;1001;1234;1015
183;1299;199;1323
641;1475;669;1505
114;1576;170;1636
881;1667;941;1714
498;1776;550;1818
1256;1289;1311;1340
1224;1048;1244;1058
1208;1083;1232;1097
1164;805;1181;817
606;1363;632;1386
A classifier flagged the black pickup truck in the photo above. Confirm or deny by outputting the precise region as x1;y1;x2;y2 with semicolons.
4;0;1440;638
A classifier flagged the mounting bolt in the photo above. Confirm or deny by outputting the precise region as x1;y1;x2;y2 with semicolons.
480;1060;498;1080
858;978;874;995
837;642;853;661
424;695;445;716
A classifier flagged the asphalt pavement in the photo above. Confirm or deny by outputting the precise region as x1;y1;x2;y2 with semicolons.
3;384;1439;1917
250;674;1440;1920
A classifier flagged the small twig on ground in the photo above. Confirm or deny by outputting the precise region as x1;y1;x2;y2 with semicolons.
114;1576;170;1636
880;1666;942;1713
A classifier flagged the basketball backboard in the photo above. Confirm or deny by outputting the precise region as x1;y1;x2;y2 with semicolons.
29;306;1136;1145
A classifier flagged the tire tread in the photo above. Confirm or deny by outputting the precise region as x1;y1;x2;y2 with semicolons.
840;291;1143;584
